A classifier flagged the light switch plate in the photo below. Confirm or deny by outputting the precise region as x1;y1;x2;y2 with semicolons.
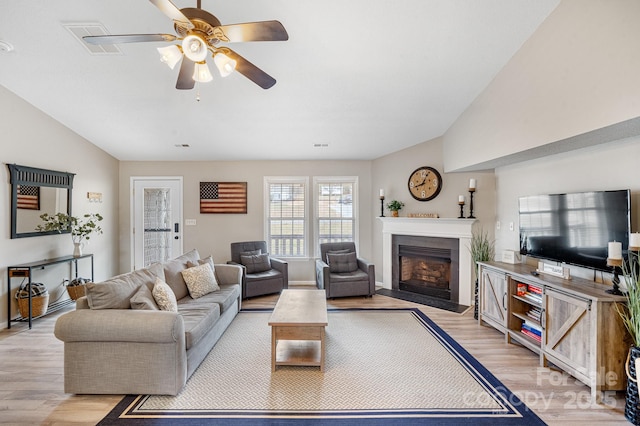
185;219;196;226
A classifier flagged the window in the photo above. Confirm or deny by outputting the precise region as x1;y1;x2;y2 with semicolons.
314;177;357;256
264;177;308;257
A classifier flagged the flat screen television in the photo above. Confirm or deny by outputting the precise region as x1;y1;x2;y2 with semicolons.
519;189;631;272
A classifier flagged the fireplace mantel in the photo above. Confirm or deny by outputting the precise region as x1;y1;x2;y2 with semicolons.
378;217;477;306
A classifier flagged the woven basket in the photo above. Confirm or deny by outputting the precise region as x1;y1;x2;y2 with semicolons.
66;284;86;301
17;293;49;318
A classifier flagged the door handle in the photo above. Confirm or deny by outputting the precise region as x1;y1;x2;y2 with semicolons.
174;223;179;239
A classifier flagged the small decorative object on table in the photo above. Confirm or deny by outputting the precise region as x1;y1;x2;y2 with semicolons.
386;200;404;217
36;212;103;257
379;189;385;217
607;241;624;295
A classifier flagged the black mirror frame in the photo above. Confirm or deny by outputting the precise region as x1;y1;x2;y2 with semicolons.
7;164;75;239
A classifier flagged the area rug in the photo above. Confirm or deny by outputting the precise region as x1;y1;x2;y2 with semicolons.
98;309;545;425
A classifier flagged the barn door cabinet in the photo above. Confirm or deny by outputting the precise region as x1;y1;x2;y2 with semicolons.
478;261;629;402
478;265;508;333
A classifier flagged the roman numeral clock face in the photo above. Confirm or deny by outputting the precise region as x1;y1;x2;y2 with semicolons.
408;166;443;201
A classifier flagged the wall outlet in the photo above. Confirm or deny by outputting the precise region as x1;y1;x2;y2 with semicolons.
509;222;514;231
185;219;196;226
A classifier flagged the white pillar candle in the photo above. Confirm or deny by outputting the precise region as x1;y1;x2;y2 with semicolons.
458;195;465;203
608;241;623;259
630;233;640;248
469;178;476;190
379;189;384;197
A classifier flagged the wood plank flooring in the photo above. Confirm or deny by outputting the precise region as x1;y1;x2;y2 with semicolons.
0;287;629;425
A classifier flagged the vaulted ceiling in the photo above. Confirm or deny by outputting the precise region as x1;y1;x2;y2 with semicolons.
0;0;559;161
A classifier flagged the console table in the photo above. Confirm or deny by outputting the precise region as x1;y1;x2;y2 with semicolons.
7;254;94;329
478;261;628;402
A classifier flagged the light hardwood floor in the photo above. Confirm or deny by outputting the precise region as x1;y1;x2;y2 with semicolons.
0;287;629;425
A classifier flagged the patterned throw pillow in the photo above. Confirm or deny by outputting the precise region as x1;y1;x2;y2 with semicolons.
152;277;178;312
181;263;219;299
327;252;358;273
240;253;272;274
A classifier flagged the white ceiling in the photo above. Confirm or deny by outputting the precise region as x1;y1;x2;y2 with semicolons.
0;0;559;162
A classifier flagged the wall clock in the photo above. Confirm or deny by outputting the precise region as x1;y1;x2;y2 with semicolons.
408;166;442;201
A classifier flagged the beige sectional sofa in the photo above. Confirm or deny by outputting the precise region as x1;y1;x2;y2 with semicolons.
54;249;242;396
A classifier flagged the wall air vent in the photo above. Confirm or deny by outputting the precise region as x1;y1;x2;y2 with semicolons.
63;23;122;55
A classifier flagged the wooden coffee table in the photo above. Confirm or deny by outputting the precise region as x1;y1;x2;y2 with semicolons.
268;289;328;372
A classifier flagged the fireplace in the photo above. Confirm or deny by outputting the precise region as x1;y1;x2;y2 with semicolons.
393;235;459;302
379;217;476;306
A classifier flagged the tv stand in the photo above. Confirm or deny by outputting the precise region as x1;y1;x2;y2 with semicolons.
478;261;628;402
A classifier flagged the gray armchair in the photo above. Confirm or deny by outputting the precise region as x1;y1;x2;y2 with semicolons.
316;242;375;299
229;241;288;299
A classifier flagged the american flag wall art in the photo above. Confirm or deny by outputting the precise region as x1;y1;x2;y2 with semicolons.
17;185;40;210
200;182;247;214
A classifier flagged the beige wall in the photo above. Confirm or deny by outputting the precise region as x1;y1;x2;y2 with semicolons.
443;0;640;172
118;161;373;283
494;136;640;282
371;137;497;280
0;85;119;328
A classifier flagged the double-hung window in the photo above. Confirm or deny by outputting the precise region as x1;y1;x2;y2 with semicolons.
314;177;357;257
264;177;308;257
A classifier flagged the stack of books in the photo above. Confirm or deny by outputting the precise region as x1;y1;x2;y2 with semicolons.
521;320;542;342
522;283;542;305
526;306;542;322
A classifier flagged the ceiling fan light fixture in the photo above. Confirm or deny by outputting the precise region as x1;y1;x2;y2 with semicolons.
193;61;213;83
213;52;237;77
182;34;208;62
157;45;182;69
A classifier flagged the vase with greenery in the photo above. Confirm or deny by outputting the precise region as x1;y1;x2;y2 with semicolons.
386;200;404;217
470;227;495;319
37;212;104;257
616;250;640;424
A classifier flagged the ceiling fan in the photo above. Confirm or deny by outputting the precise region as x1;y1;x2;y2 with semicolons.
83;0;289;90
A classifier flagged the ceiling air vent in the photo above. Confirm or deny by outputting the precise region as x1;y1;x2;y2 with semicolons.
63;23;122;55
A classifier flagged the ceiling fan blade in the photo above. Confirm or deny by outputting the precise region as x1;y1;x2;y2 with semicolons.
149;0;195;31
225;49;276;89
214;21;289;43
176;57;196;90
83;34;177;45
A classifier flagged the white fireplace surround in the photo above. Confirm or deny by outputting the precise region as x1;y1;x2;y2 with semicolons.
378;217;477;306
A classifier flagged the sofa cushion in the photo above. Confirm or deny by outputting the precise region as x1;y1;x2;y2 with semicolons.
163;249;200;300
186;284;241;314
153;277;178;312
130;282;159;310
327;252;358;273
181;263;219;299
85;264;163;310
177;299;221;350
240;253;271;273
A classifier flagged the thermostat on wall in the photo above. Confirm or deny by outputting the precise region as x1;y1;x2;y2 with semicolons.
501;250;521;264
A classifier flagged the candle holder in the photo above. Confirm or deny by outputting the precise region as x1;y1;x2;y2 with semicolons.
379;196;385;217
467;188;476;219
606;257;624;295
458;201;465;219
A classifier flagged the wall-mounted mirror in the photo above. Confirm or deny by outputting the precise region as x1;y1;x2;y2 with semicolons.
7;164;74;239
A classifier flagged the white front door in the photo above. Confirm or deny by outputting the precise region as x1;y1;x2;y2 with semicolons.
132;177;183;270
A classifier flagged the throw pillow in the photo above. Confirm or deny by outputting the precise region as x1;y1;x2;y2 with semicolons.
181;262;220;299
152;277;178;312
327;252;358;273
240;249;261;256
85;266;159;310
130;282;159;310
326;248;351;265
240;253;272;274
